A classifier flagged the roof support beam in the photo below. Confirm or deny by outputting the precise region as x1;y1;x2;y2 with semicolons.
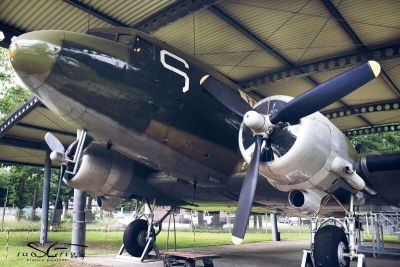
16;122;76;137
0;21;24;48
136;0;221;33
62;0;127;27
0;96;40;138
344;123;400;137
210;6;372;125
64;0;220;33
209;6;294;67
323;99;400;119
321;0;400;97
0;137;46;151
210;6;322;87
241;43;400;90
321;0;364;48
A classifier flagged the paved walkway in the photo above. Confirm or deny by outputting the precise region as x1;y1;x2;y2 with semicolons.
70;240;400;266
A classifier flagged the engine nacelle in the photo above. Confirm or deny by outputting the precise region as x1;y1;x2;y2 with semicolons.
64;142;133;198
288;189;327;214
239;96;361;193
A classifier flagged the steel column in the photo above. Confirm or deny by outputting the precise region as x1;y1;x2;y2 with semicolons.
270;213;279;241
71;189;86;258
40;149;51;244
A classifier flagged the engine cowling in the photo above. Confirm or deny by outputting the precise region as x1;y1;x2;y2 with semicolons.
239;95;359;194
64;142;134;198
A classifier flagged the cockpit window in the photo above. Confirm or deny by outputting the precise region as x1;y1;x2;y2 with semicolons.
87;31;117;42
117;34;133;45
133;37;154;59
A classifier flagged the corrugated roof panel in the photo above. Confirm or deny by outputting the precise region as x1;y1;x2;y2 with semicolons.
153;9;279;80
0;145;50;166
6;126;75;146
0;145;45;164
312;66;397;105
294;19;358;64
335;0;400;46
20;107;76;133
198;49;283;80
152;11;195;54
253;76;343;111
79;0;177;27
219;0;355;64
254;76;313;98
362;110;400;125
0;0;111;33
330;116;367;130
233;49;284;78
216;1;305;49
382;58;400;92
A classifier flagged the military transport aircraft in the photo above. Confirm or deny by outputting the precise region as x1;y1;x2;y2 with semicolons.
7;27;400;266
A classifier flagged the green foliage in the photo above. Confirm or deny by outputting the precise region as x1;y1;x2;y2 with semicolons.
115;199;137;211
0;164;72;221
350;132;400;152
0;48;31;120
0;166;42;220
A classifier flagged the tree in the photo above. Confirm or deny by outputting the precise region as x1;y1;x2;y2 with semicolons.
0;165;42;220
350;132;400;153
0;48;31;119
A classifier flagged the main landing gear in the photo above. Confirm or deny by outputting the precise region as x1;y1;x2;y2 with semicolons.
118;199;174;260
301;194;367;267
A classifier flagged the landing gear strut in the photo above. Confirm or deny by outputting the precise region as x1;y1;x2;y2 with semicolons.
301;193;367;267
118;199;174;261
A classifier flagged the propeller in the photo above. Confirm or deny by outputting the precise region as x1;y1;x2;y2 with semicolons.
200;75;251;117
200;61;381;244
44;132;65;153
44;132;92;226
231;135;262;244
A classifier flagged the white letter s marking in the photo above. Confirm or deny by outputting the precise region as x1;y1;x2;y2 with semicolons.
160;50;189;93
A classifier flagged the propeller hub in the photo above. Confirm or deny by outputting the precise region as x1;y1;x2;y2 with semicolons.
50;151;65;163
243;110;273;134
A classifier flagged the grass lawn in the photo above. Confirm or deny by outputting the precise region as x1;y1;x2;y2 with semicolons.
0;220;398;267
0;229;311;267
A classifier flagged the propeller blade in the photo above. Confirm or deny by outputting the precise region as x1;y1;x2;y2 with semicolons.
270;61;381;124
200;75;252;117
232;135;262;244
51;164;65;226
45;132;65;154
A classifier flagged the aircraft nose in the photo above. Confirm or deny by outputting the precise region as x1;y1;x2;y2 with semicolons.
8;30;64;90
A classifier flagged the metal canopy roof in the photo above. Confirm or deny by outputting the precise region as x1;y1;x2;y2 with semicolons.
0;96;76;166
0;0;399;166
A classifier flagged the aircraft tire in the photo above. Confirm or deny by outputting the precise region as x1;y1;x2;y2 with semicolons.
313;225;349;267
123;219;155;257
